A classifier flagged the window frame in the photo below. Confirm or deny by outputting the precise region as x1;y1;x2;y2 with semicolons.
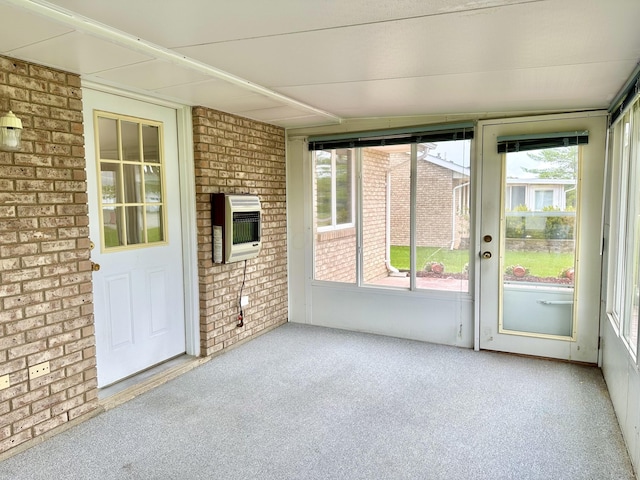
506;185;527;211
311;137;473;294
314;148;356;233
606;100;640;360
94;111;168;252
533;188;555;211
622;106;640;355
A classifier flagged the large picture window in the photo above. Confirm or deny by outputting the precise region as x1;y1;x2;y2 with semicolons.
607;99;640;357
310;124;473;291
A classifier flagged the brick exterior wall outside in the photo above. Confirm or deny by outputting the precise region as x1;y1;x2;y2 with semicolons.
314;228;356;283
0;56;98;454
192;107;288;357
362;148;390;282
391;157;465;249
312;147;356;283
314;148;390;283
389;154;411;246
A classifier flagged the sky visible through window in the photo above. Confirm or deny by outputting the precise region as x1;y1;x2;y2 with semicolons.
430;140;554;178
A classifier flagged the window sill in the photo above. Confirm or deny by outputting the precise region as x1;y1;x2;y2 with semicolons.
316;226;356;242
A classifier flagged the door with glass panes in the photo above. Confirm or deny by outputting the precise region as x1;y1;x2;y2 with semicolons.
478;114;607;363
83;89;186;387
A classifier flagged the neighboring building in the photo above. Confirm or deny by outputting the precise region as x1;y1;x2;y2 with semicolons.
390;146;471;250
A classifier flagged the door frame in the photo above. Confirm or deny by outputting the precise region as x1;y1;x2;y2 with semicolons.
474;111;608;362
83;81;200;358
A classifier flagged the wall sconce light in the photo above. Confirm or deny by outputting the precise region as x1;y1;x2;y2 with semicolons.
0;111;23;151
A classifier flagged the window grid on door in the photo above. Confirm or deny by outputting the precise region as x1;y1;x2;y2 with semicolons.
94;111;167;250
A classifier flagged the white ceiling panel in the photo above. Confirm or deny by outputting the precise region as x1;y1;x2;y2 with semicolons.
0;4;72;52
47;0;533;46
278;61;637;118
1;0;639;127
154;79;278;108
215;94;283;113
90;59;213;91
275;115;341;129
238;106;334;128
8;31;153;75
239;105;322;122
176;0;640;89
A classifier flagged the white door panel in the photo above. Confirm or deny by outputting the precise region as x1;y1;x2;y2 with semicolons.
478;113;607;363
84;89;186;387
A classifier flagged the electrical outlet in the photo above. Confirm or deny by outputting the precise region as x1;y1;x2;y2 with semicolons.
0;374;9;390
29;361;50;380
241;296;249;307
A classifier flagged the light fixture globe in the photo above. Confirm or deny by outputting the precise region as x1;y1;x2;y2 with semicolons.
0;111;23;151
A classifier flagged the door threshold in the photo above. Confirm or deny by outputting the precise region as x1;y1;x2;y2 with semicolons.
98;354;209;411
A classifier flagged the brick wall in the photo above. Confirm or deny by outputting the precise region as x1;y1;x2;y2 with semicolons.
390;158;458;248
362;148;390;282
0;56;98;454
193;107;288;356
389;153;411;247
314;228;356;283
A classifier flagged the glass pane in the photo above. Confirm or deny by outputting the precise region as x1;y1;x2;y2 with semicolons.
335;149;353;225
415;141;471;292
102;206;123;248
142;125;160;163
121;121;140;162
313;149;356;283
315;150;332;228
361;141;471;292
146;206;164;243
100;163;121;204
606;119;625;326
362;144;410;288
123;164;142;203
126;206;144;245
361;145;403;286
624;108;640;352
144;165;162;203
534;190;554;210
501;146;578;337
509;186;526;210
98;117;118;160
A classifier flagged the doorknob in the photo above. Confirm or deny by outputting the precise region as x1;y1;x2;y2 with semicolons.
91;262;101;272
481;251;492;259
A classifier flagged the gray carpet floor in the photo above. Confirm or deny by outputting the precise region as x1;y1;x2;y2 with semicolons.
1;323;635;479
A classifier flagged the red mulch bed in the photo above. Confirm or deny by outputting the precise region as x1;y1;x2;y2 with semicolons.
414;271;573;285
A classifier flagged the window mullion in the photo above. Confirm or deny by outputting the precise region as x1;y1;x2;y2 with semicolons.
331;151;337;227
356;149;363;287
410;143;418;291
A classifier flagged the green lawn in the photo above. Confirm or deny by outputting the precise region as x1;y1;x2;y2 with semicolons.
390;246;574;278
103;226;163;247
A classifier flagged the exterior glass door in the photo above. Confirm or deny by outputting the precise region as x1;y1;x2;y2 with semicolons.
478;114;607;363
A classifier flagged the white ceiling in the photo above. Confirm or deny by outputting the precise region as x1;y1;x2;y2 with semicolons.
1;0;639;128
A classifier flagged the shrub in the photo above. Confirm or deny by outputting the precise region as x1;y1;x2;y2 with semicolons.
543;206;575;239
425;261;445;274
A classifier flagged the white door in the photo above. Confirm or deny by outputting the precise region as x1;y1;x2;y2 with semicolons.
84;89;186;387
478;113;607;363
